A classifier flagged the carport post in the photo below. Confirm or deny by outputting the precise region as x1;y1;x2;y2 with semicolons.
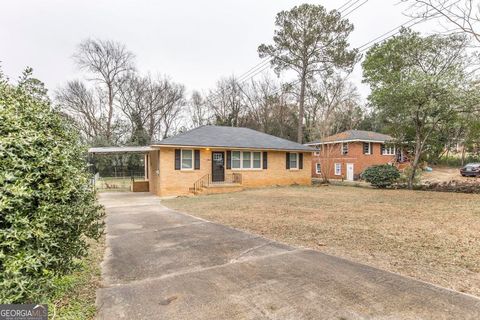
144;153;149;180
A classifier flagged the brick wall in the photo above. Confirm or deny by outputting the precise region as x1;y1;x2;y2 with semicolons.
148;147;312;197
311;142;396;180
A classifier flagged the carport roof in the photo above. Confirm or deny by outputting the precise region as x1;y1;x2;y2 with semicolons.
88;146;153;154
151;125;314;152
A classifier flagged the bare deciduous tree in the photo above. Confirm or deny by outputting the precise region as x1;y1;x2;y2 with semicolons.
116;74;186;141
304;71;361;140
189;90;210;127
403;0;480;44
206;77;245;127
74;39;135;141
302;71;362;183
56;80;103;141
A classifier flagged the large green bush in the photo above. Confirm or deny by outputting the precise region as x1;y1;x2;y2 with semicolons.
362;165;400;189
0;70;104;303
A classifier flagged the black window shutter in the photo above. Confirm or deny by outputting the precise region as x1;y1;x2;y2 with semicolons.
175;149;181;170
286;152;290;169
263;151;268;169
380;144;384;155
363;143;367;154
299;153;303;169
194;150;200;170
226;151;231;169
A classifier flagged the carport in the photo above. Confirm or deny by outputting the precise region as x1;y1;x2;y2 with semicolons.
88;146;154;192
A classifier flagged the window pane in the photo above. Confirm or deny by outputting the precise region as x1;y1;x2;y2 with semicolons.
316;163;321;173
335;163;341;175
253;152;261;168
232;151;241;168
363;143;370;154
242;152;251;168
289;153;297;168
383;146;395;155
182;150;192;159
181;150;193;169
182;158;192;169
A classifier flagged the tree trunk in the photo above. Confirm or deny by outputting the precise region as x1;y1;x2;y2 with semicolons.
106;83;114;142
321;144;331;184
461;146;466;166
408;138;423;190
297;73;306;144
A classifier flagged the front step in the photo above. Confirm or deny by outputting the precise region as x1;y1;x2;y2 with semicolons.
191;183;243;195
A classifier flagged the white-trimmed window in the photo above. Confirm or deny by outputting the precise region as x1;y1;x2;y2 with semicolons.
341;143;349;155
381;145;396;155
334;163;342;176
181;150;193;170
363;142;372;155
232;151;241;168
316;163;321;174
289;153;298;169
232;151;262;169
242;151;251;169
253;152;262;169
314;151;320;156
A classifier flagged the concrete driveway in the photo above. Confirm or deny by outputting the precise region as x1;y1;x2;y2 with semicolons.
96;192;480;320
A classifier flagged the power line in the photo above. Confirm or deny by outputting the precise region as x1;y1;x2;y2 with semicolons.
339;0;363;15
237;59;271;83
357;0;460;53
271;1;459;97
337;0;357;12
207;0;371;104
236;0;370;86
357;16;418;51
343;0;369;18
236;58;271;82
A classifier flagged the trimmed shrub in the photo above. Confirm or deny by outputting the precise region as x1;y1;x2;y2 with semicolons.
0;70;104;303
362;165;400;188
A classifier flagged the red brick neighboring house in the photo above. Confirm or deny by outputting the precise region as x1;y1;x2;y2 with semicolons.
305;130;407;181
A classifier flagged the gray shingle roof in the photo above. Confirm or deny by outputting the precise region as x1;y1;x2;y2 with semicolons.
152;126;314;152
306;130;393;145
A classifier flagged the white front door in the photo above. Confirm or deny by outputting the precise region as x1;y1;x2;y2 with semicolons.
346;163;354;181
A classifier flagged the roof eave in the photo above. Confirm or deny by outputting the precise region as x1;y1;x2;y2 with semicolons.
150;144;314;152
305;139;392;146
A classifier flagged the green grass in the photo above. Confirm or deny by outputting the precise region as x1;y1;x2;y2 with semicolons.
47;237;104;319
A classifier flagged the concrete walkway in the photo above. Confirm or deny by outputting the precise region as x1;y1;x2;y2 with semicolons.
96;192;480;320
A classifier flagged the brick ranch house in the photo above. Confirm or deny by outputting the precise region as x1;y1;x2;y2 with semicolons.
90;126;314;196
305;130;408;181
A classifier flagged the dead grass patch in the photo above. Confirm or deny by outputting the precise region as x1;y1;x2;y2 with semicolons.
163;185;480;297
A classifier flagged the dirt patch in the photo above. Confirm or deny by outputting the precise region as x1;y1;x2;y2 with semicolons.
163;185;480;297
421;166;479;184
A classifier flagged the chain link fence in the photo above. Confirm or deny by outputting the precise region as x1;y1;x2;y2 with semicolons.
92;169;145;192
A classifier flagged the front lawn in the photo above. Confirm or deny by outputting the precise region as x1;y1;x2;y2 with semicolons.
163;185;480;297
